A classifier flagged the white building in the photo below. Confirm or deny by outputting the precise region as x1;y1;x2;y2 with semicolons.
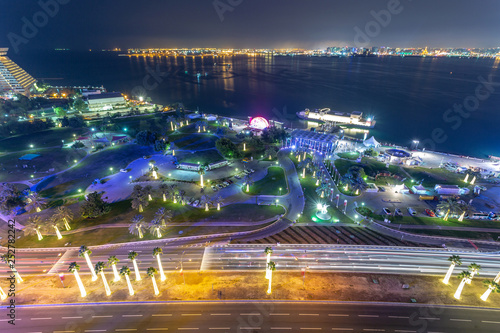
87;92;126;112
434;184;460;195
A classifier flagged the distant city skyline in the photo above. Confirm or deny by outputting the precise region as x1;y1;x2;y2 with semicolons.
1;0;499;53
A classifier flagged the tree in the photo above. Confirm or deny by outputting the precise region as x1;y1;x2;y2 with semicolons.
46;216;63;239
23;216;44;241
437;198;466;219
149;218;165;238
25;191;47;213
0;183;22;214
468;263;481;281
107;256;121;282
267;261;276;294
153;247;166;281
136;130;157;146
264;146;278;160
73;98;87;112
80;191;110;218
144;185;154;201
54;206;73;230
147;267;160;296
216;138;241;158
443;255;462;284
131;185;148;212
200;195;212;211
454;271;472;299
154;139;167;152
159;183;169;202
94;261;111;296
481;279;500;301
213;195;224;210
128;251;141;281
120;266;134;296
68;262;86;297
129;214;146;239
198;168;206;187
68;115;86;128
54;107;67;117
243;174;253;193
78;245;98;281
154;207;172;226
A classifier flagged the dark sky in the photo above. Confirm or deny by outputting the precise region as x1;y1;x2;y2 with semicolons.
1;0;499;51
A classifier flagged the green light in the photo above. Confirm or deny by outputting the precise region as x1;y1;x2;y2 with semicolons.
312;217;317;222
78;189;82;193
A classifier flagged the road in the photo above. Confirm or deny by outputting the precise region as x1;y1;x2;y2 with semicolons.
6;301;500;332
3;245;500;279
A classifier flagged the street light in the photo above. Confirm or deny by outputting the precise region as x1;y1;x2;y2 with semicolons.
413;140;419;150
279;187;282;195
275;199;279;206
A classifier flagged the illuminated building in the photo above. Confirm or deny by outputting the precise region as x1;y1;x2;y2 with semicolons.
0;48;36;96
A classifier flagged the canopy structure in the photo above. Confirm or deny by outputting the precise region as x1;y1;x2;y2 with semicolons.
363;136;381;147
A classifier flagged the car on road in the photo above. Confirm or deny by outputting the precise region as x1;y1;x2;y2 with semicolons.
425;209;436;217
395;208;402;216
382;207;391;215
378;186;386;192
120;169;128;173
407;207;417;216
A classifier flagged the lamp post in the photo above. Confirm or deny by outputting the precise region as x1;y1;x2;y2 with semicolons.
413;140;419;150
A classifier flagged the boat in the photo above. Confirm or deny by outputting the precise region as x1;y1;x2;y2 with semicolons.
296;108;375;128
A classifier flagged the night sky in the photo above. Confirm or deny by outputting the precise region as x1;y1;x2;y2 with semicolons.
1;0;499;51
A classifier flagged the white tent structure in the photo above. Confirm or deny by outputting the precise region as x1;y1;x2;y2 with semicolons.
363;136;381;148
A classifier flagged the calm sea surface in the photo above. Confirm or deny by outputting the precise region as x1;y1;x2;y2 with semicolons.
11;51;500;158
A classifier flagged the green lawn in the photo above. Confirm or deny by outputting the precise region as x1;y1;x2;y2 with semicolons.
39;144;154;198
403;167;466;187
334;157;397;177
337;152;360;160
0;148;86;182
176;149;225;165
0;127;88;152
246;167;287;195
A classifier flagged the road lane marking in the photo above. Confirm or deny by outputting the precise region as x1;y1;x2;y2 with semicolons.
178;329;199;330
85;331;107;332
329;314;349;317
115;330;137;332
63;316;83;319
53;331;75;333
146;329;169;331
210;313;231;316
31;317;52;320
270;313;290;316
331;329;353;331
122;315;143;317
389;316;409;319
270;328;291;330
358;315;379;318
152;314;172;317
300;313;319;316
419;317;440;321
363;330;385;332
300;328;321;330
93;315;113;318
240;313;261;316
239;328;260;330
394;331;416;333
181;314;202;316
450;319;471;322
482;320;500;324
208;329;231;330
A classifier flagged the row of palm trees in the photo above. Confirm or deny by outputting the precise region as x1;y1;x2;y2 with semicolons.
129;207;173;239
68;246;168;297
131;184;187;212
23;206;74;241
443;255;500;301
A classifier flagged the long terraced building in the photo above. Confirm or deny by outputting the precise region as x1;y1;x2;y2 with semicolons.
0;48;36;96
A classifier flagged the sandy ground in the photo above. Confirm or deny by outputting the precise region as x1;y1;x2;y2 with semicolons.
6;272;500;308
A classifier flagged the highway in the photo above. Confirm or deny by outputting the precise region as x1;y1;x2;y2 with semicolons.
6;301;500;332
2;245;500;279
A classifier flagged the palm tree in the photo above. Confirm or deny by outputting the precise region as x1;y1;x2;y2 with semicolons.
443;255;462;284
128;251;141;281
94;261;111;296
23;215;44;241
265;247;273;279
68;262;86;297
149;218;166;238
213;195;224;211
155;207;173;226
144;185;154;201
267;261;276;294
25;191;47;213
481;277;500;301
437;198;465;219
1;254;22;283
55;206;73;230
468;263;481;282
198;168;205;187
153;247;166;281
107;256;120;282
149;160;158;179
120;266;134;296
243;174;253;193
147;267;160;296
46;216;63;240
195;120;207;132
129;214;146;239
79;245;97;281
316;182;329;198
454;271;472;299
131;185;148;212
200;195;212;211
159;182;168;202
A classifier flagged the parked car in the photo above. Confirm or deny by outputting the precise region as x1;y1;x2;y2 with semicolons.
379;186;386;192
383;207;392;215
407;207;417;216
395;208;402;216
425;209;436;217
217;184;223;189
120;169;128;173
223;181;230;186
